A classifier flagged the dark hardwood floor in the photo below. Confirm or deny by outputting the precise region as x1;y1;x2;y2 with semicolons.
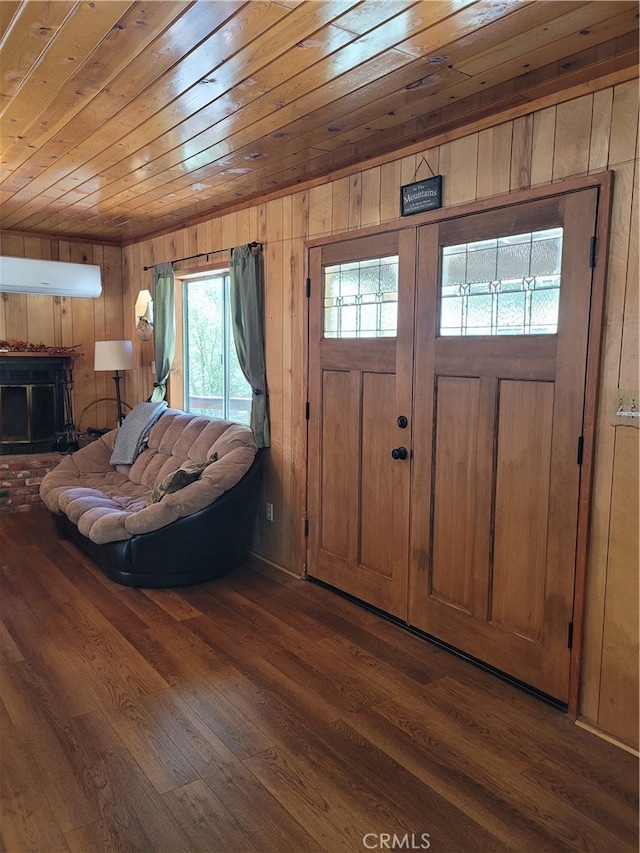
1;510;638;853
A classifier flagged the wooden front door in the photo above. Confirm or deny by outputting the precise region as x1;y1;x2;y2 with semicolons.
307;231;416;619
409;189;599;702
307;186;600;703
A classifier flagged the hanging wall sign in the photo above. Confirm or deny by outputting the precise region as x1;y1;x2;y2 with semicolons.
400;175;443;216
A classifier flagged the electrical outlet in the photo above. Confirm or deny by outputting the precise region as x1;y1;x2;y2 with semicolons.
265;502;274;522
611;388;640;428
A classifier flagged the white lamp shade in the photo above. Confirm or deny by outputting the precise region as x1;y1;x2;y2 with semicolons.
94;340;136;372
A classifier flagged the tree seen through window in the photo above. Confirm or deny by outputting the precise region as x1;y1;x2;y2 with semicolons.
184;273;251;424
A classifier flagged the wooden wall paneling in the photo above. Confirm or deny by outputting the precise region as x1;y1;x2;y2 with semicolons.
440;135;479;206
348;173;362;231
361;166;381;229
67;247;98;436
509;114;533;191
139;245;155;408
171;268;184;413
287;235;307;576
476;122;513;198
413;148;440;186
265;199;284;246
258;204;268;246
291;190;309;241
380;159;402;223
0;235;7;338
400;154;418;188
235;208;252;245
22;237;55;347
187;223;203;259
220;214;238;255
131;245;147;408
183;224;198;258
588;89;613;173
163;232;178;271
530;106;556;186
265;199;289;567
89;243;108;432
5;291;28;342
260;232;285;566
279;198;295;570
608;79;639;166
332;177;350;234
127;243;146;411
597;152;639;748
249;207;260;243
619;160;639;391
552;94;593;179
308;183;333;238
580;160;635;727
57;246;75;363
598;427;640;748
103;243;126;425
172;228;187;262
214;217;227;253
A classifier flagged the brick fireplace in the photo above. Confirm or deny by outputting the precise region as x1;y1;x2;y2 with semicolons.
0;453;61;513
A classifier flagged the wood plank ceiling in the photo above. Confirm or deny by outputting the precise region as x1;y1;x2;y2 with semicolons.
1;0;638;245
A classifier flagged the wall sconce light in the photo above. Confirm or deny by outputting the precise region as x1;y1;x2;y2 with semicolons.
135;289;153;341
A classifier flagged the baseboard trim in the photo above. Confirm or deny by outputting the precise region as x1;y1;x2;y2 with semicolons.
247;551;303;580
575;720;639;756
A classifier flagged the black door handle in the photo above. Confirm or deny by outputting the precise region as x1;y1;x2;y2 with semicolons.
391;446;408;460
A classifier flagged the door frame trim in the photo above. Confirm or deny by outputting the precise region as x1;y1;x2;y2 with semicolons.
303;171;615;718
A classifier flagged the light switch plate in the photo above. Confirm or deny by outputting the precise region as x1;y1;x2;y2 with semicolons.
611;389;640;428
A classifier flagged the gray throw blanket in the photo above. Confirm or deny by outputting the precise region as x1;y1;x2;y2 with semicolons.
109;401;167;466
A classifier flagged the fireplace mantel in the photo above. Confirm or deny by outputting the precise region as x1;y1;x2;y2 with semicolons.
0;350;81;359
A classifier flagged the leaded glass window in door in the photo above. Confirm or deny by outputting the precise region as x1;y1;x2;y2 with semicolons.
324;255;399;338
439;228;563;336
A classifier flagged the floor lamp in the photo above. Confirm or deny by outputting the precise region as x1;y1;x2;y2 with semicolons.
94;340;135;426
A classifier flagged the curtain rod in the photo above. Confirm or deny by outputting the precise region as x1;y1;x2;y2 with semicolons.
143;241;262;271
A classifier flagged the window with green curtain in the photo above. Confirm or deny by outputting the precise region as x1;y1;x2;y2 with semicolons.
183;271;251;424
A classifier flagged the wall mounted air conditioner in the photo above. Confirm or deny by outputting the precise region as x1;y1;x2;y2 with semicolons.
0;256;102;298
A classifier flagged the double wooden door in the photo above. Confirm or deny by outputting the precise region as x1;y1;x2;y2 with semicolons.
307;188;600;703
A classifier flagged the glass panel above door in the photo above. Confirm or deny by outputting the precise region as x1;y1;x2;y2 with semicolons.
439;228;562;336
323;255;399;338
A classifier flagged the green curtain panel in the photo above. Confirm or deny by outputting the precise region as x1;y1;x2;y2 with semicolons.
149;262;175;403
229;244;270;447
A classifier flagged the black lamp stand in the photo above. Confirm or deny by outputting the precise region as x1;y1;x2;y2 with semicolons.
112;370;125;426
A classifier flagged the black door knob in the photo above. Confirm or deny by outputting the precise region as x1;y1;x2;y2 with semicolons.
391;446;408;460
397;415;408;429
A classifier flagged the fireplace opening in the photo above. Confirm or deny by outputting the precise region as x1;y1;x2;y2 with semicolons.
0;356;75;455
